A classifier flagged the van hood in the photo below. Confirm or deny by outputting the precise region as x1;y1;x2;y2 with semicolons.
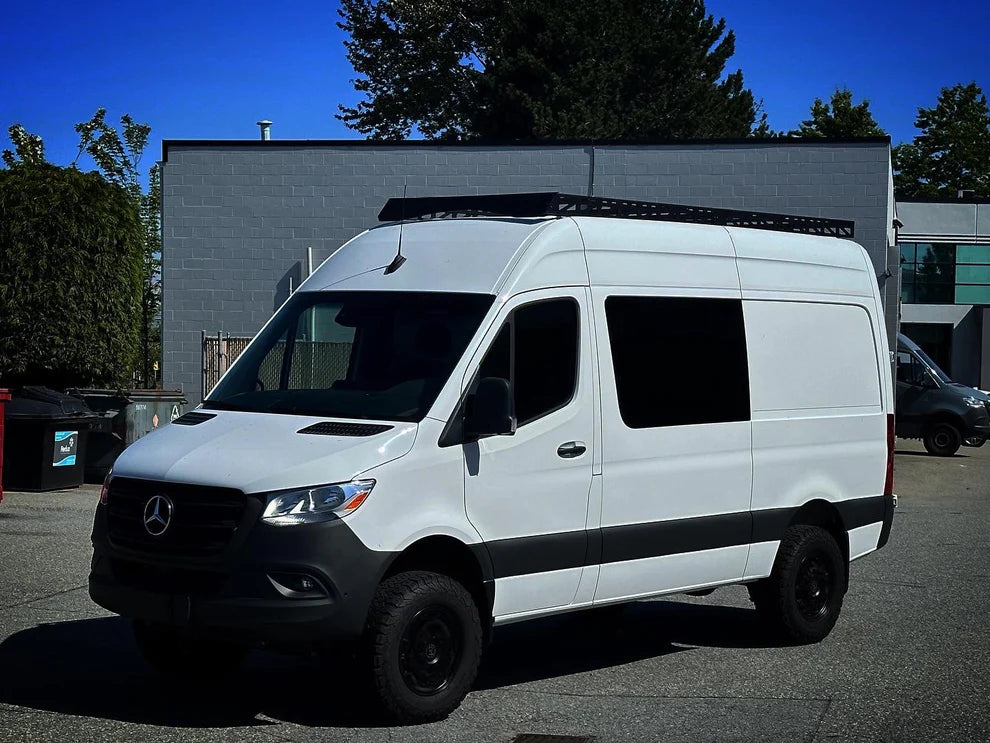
948;383;990;402
109;410;417;494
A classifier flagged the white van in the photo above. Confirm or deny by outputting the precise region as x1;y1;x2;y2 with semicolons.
90;193;895;723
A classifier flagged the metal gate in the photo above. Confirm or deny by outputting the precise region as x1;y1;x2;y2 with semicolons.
201;332;252;398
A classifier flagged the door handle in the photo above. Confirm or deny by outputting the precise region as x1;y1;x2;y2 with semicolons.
557;441;587;458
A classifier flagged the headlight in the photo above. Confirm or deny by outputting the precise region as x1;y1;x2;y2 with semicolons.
261;480;375;526
963;396;985;409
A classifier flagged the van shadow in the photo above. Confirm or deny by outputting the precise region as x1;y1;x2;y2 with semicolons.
0;600;773;728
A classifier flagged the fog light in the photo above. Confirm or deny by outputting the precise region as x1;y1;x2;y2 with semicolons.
268;572;326;599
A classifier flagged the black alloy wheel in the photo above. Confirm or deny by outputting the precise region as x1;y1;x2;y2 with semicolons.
794;551;834;621
924;422;962;457
748;525;846;644
364;571;483;723
398;606;462;695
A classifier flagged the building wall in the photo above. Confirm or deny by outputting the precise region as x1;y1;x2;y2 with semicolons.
898;199;990;387
162;140;894;404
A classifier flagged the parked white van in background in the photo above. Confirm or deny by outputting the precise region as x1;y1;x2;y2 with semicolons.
90;193;896;723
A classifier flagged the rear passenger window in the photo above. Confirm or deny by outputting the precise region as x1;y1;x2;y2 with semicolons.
475;298;579;426
605;296;749;428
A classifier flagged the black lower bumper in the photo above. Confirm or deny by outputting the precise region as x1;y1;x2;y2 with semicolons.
89;505;394;647
876;491;896;550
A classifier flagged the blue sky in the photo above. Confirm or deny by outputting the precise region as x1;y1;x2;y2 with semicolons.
2;0;987;173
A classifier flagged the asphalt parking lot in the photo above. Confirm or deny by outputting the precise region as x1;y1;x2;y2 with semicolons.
1;438;988;743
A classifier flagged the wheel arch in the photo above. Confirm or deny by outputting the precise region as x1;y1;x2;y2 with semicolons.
382;535;495;642
787;499;850;577
925;410;966;434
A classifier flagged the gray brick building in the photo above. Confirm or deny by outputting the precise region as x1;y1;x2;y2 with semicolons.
161;138;897;404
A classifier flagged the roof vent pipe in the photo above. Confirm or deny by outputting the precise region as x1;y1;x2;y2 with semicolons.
257;120;272;140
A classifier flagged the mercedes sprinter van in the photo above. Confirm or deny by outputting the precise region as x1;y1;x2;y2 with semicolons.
90;193;896;723
895;332;990;455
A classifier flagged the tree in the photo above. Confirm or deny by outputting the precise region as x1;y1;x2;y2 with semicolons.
1;124;46;167
893;83;990;198
338;0;757;140
790;88;886;138
0;109;161;388
73;109;161;387
0;164;143;388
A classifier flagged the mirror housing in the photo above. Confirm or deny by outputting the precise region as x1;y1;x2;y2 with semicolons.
464;377;516;440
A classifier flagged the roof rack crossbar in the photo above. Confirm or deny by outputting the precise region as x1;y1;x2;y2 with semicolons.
377;192;854;238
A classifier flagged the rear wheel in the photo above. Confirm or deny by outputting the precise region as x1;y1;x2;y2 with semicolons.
923;422;962;456
963;435;986;448
748;525;846;644
364;571;482;724
131;620;247;679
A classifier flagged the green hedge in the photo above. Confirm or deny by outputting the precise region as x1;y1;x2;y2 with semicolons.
0;164;143;388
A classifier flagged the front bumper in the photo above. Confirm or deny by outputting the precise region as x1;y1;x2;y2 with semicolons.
89;501;393;647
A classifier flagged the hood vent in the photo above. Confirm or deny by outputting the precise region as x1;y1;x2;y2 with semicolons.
297;421;394;437
172;412;217;426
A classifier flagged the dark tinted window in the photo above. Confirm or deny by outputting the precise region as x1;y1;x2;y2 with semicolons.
205;291;494;421
514;299;579;424
473;298;579;427
605;296;749;428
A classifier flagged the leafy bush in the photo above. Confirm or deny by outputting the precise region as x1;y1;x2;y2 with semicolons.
0;163;143;388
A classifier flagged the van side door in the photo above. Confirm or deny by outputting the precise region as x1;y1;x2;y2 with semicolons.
592;292;753;602
458;289;596;619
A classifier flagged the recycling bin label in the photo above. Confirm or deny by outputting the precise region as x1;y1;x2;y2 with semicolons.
53;431;78;467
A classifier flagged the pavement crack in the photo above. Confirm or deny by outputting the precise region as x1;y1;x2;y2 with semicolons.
0;584;87;610
500;688;830;703
806;697;833;743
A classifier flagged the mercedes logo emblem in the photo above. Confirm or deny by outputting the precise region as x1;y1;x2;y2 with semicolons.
143;494;174;536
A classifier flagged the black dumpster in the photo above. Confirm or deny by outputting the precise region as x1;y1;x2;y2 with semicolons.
68;389;187;482
1;387;98;492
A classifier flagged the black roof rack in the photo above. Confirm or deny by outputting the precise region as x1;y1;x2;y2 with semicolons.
378;192;854;238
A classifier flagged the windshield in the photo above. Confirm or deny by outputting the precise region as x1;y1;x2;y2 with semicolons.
913;347;952;384
204;291;494;421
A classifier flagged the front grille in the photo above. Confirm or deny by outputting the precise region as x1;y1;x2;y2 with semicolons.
106;478;246;557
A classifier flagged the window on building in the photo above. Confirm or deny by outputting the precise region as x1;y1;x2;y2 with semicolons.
900;243;990;305
604;296;749;428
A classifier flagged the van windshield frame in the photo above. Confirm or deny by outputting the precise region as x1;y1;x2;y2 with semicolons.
203;291;495;422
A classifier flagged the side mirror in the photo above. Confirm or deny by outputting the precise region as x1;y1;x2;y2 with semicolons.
464;377;516;440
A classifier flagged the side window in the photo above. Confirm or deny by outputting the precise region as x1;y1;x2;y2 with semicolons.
514;299;579;424
896;351;926;386
473;298;579;427
605;296;749;428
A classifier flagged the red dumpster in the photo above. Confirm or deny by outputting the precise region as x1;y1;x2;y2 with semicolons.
0;388;10;504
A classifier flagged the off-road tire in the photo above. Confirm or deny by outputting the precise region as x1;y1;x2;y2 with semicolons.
748;525;846;644
923;422;962;457
364;571;482;724
131;620;246;679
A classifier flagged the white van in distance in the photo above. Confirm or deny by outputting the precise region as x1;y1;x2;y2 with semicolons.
90;193;896;723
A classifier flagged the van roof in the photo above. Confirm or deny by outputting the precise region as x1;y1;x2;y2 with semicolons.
301;214;874;298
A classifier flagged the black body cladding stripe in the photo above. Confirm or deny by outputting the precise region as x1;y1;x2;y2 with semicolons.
484;496;886;579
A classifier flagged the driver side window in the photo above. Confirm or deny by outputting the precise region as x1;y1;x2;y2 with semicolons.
896;352;926;386
473;298;579;427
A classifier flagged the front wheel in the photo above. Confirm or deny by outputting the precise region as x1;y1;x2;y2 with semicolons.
748;525;846;644
131;620;247;679
963;435;986;448
923;422;962;456
364;571;483;724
